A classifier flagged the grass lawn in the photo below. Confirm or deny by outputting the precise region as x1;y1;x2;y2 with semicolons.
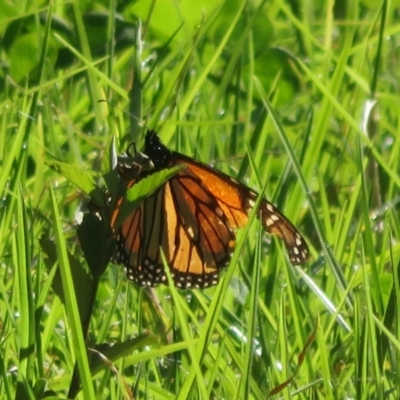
1;0;400;398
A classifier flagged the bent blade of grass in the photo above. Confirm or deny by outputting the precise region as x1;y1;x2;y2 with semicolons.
361;245;384;398
15;188;35;385
239;225;262;399
54;33;128;100
161;251;208;399
296;58;400;191
179;164;272;398
159;0;248;141
49;186;96;399
114;165;184;229
255;78;352;304
356;133;383;314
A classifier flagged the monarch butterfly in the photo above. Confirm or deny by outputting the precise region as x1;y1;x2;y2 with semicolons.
112;130;309;289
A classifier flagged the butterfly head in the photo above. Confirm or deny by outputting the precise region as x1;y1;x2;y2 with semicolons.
145;130;171;170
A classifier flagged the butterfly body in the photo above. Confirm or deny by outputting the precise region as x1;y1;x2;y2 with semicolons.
114;131;308;289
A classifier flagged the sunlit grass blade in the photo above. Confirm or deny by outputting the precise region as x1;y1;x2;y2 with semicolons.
15;188;35;396
49;187;95;399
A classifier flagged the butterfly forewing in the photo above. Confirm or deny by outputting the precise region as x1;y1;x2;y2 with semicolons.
258;200;308;265
178;152;309;265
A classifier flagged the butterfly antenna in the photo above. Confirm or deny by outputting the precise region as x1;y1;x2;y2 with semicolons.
98;99;149;130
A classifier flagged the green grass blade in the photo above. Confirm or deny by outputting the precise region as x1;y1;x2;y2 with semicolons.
49;187;96;399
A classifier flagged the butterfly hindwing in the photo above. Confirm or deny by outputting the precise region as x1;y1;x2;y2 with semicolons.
116;169;236;288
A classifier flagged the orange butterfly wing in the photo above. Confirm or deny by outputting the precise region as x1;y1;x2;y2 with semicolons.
181;158;309;265
114;131;309;288
115;167;237;288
